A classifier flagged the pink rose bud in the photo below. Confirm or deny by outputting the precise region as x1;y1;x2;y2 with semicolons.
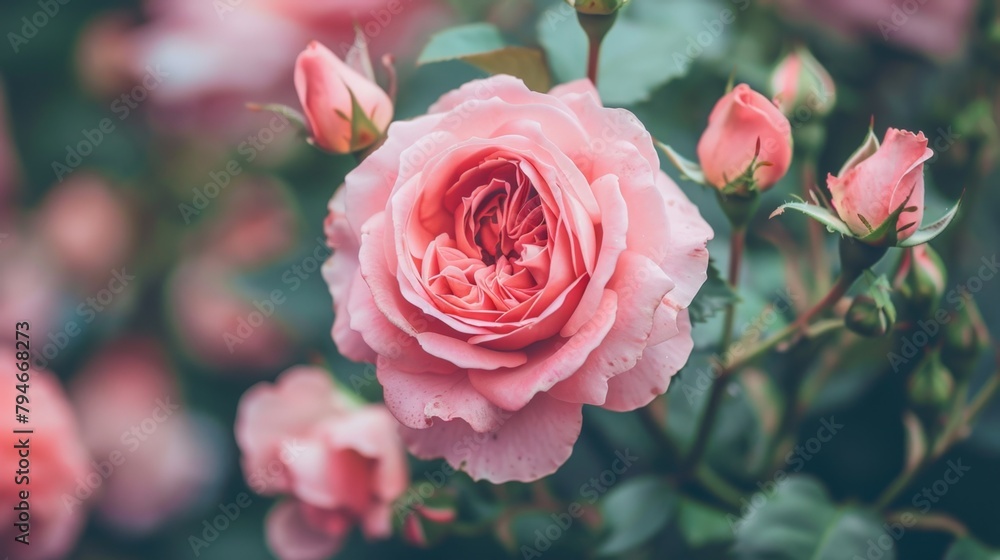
294;40;393;154
829;128;933;246
770;46;836;118
697;84;793;193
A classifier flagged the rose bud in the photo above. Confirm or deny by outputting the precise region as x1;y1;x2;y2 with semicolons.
770;46;836;118
565;0;631;15
846;296;893;338
697;84;793;195
236;367;409;560
828;128;934;247
294;40;393;154
893;245;947;315
908;350;954;412
940;296;989;382
845;273;896;337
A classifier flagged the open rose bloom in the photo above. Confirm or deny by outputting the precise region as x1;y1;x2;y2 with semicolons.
324;75;713;482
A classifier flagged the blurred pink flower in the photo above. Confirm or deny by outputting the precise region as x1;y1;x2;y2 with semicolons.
70;337;223;534
1;352;90;560
35;173;134;287
0;234;64;343
167;259;297;372
235;366;409;560
77;0;453;139
194;177;300;268
771;0;976;61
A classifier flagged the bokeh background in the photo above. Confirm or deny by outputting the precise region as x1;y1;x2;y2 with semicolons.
1;0;999;558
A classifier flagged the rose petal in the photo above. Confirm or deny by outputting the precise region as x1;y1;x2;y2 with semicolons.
402;393;583;483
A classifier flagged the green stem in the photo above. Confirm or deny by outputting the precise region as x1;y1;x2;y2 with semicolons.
692;464;745;511
875;356;1000;510
681;276;852;475
886;510;970;538
720;227;746;355
577;12;617;86
586;38;601;86
801;158;831;295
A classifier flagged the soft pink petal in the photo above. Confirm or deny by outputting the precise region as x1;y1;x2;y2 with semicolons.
266;500;346;560
378;364;508;432
235;367;351;495
603;310;694;411
402;394;583;483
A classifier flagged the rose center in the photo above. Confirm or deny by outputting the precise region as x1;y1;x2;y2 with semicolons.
418;155;554;315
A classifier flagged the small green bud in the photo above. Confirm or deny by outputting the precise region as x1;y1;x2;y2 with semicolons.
908;351;955;411
941;297;989;382
894;245;947;315
566;0;631;15
846;296;892;337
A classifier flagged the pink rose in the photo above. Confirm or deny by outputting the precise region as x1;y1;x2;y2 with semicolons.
1;353;90;560
697;84;793;192
324;75;713;482
295;41;393;154
829;128;933;245
71;337;223;534
235;367;409;560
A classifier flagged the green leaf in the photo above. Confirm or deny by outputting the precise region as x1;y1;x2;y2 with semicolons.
733;476;893;560
539;0;729;105
419;23;507;63
770;202;853;237
898;199;962;248
678;499;734;548
245;103;307;131
597;476;677;556
688;258;739;324
945;538;1000;560
657;141;706;184
418;24;552;92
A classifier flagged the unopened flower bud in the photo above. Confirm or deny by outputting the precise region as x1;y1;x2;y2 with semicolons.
908;351;954;411
895;245;947;314
697;84;793;197
845;273;896;337
771;46;836;118
565;0;631;15
941;297;989;382
846;296;893;337
294;41;393;154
